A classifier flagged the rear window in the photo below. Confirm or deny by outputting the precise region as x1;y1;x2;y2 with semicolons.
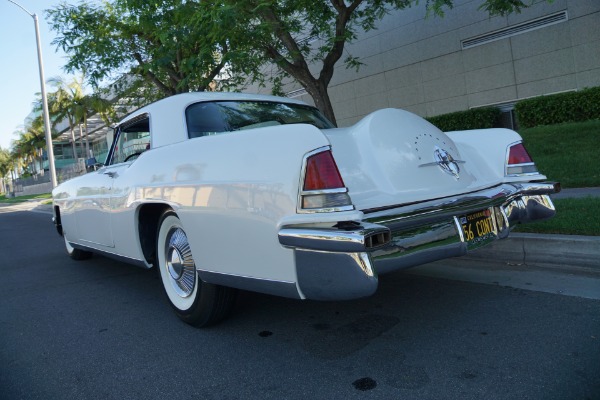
185;101;334;138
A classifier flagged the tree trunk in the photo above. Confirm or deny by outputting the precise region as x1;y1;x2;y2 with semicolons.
316;83;337;127
70;126;78;160
304;80;337;126
39;150;44;176
84;114;90;158
79;124;86;160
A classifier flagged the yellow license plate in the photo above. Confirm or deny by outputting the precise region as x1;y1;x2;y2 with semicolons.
460;208;498;249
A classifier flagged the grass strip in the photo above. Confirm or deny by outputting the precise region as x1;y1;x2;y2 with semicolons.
519;120;600;188
514;197;600;236
0;193;52;204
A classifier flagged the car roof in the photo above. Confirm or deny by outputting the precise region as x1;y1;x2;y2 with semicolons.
119;92;310;126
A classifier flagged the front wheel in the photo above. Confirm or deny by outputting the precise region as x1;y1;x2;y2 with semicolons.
156;211;237;327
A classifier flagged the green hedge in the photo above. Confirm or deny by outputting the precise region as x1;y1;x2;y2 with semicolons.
515;87;600;128
425;107;501;131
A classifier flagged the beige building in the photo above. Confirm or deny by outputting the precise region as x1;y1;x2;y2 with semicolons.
282;0;600;128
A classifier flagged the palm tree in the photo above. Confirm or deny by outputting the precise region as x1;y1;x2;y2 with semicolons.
11;132;37;176
47;76;86;161
46;75;116;161
75;92;116;158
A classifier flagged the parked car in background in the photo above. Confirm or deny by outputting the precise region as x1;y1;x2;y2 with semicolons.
52;92;560;326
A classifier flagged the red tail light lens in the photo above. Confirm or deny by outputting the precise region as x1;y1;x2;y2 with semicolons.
506;142;538;175
508;143;533;165
304;151;345;190
300;149;354;212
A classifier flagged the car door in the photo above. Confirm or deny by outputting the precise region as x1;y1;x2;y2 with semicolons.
74;166;117;247
74;115;151;249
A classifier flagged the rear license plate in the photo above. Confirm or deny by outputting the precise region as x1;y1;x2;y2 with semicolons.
459;208;498;250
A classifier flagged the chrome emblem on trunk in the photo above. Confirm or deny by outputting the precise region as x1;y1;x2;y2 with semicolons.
433;147;460;178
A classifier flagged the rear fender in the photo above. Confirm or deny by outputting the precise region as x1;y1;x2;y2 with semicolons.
446;128;548;182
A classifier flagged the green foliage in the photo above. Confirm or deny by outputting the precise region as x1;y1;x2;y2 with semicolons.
0;193;52;204
425;107;501;131
0;148;11;181
46;0;262;102
47;0;550;123
477;0;540;16
515;87;600;128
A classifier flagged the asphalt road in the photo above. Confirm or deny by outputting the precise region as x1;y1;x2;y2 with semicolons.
1;208;599;400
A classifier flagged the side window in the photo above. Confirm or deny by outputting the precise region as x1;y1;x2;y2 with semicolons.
109;116;151;165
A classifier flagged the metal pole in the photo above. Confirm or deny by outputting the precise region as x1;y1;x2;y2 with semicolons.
7;0;58;188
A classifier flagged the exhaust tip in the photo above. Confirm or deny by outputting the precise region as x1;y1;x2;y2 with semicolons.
365;231;391;249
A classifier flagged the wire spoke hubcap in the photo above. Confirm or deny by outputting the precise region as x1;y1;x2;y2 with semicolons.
165;227;196;298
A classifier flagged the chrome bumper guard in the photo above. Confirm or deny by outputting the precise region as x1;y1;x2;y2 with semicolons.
278;182;559;301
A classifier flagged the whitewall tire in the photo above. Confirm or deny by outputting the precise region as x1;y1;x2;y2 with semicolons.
156;211;237;327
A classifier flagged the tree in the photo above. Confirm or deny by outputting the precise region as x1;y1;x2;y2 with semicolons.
44;76;117;160
75;92;116;158
0;147;11;194
47;0;262;103
48;0;549;125
24;117;48;174
46;76;85;160
223;0;550;125
10;116;48;177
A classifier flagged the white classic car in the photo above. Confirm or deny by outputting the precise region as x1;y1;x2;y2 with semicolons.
52;92;559;326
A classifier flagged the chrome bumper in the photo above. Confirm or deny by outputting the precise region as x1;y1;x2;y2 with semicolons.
278;182;559;301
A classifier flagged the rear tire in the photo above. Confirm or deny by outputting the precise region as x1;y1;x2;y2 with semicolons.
64;235;92;260
156;211;237;327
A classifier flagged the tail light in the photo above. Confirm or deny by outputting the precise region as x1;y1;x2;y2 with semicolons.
299;148;354;212
506;142;538;176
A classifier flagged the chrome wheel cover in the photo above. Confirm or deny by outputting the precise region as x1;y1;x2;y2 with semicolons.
164;227;196;298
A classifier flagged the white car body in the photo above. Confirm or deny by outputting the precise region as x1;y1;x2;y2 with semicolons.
52;92;559;325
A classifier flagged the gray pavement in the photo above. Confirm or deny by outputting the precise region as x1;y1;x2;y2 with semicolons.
1;210;599;400
551;186;600;199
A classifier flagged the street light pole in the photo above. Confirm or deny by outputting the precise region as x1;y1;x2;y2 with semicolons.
7;0;58;188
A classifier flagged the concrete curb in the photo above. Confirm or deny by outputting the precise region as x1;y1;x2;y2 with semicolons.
464;233;600;270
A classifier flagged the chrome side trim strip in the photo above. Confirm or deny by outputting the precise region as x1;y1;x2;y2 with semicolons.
69;242;150;268
198;270;301;299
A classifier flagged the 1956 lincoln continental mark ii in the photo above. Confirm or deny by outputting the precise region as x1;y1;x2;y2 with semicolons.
52;92;560;326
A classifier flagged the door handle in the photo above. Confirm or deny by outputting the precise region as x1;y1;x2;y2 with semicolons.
103;171;117;178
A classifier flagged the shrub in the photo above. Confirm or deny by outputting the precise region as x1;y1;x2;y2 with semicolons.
426;107;501;131
515;86;600;128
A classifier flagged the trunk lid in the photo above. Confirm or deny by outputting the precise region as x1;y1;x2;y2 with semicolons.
323;109;498;211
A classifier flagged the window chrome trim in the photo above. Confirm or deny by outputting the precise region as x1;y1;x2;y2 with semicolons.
107;113;152;166
299;187;349;196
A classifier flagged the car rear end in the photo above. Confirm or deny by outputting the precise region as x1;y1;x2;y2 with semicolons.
279;108;559;300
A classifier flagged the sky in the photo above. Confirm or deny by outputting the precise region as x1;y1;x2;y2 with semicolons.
0;0;75;151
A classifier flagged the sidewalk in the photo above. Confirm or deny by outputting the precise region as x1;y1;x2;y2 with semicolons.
551;187;600;199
